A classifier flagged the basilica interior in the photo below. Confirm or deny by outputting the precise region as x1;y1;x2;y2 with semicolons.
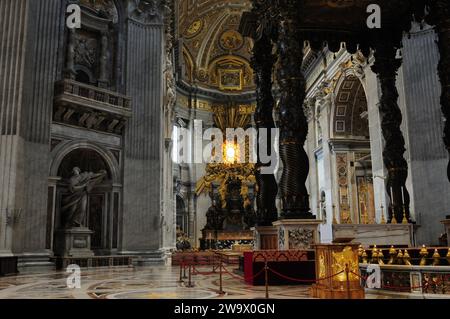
0;0;450;300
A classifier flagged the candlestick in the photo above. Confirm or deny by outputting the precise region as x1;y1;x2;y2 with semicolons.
332;204;338;224
380;205;386;224
391;214;398;224
401;186;405;206
402;205;408;224
390;186;394;206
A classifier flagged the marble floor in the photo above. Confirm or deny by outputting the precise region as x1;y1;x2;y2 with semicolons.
0;265;411;299
0;265;313;299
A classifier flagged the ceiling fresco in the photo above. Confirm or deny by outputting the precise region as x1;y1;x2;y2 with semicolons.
177;0;254;93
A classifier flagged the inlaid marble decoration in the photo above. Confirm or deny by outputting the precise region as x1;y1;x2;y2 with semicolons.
288;228;314;250
0;265;416;299
278;227;285;250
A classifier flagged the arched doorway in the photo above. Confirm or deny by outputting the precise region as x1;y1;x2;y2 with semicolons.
52;147;119;254
331;75;374;224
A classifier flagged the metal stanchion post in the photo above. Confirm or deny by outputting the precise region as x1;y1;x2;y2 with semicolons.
183;261;187;279
345;263;351;299
219;258;225;295
264;260;269;299
178;262;183;283
187;264;194;288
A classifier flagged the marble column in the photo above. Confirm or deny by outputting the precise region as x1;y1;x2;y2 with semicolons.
428;1;450;183
251;34;278;226
276;1;313;219
1;0;63;269
371;41;410;223
122;2;165;263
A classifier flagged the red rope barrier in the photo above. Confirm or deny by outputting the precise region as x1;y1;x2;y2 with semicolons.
269;268;345;284
220;265;247;282
192;265;217;276
220;265;266;282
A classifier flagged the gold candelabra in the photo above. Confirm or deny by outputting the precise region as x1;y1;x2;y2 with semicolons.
396;249;404;264
391;205;398;224
362;249;368;264
332;204;338;224
377;248;385;265
401;205;408;224
432;249;441;266
380;205;386;224
403;250;412;265
419;245;428;266
388;246;396;265
371;245;378;264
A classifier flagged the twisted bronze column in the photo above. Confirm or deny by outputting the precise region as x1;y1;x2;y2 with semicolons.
276;1;313;219
428;0;450;182
252;34;279;226
371;42;410;223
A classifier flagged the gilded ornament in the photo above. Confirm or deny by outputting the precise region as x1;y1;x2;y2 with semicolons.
357;245;364;262
403;250;411;266
362;250;368;264
319;252;326;279
378;249;385;265
388;246;396;265
219;30;244;51
396;250;403;264
419;245;428;266
332;246;359;282
432;249;441;266
185;19;203;37
371;245;378;264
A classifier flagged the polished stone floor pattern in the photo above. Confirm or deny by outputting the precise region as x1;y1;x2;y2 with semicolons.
0;265;419;299
0;265;315;299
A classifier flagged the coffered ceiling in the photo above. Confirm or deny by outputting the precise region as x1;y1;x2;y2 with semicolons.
177;0;254;93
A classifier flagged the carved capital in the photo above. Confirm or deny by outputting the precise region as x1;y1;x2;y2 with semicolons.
128;0;165;25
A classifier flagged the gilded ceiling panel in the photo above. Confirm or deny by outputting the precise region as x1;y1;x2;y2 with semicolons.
177;0;254;92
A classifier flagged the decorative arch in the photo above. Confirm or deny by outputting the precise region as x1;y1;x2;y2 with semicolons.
177;1;254;92
332;75;369;138
182;46;195;83
50;141;120;184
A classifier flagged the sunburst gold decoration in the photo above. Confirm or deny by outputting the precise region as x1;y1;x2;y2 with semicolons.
196;104;256;208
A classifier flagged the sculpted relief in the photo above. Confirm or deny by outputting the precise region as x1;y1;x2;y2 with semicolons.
129;0;164;24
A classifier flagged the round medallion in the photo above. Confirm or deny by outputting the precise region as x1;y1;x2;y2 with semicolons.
185;19;203;38
219;30;244;51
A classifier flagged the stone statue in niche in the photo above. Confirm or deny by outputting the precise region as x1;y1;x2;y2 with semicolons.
61;167;107;228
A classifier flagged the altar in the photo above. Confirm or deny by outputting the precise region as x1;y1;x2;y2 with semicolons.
200;230;253;250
